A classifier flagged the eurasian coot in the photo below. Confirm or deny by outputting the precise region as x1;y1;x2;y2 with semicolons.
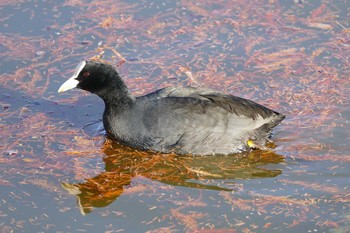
58;61;285;155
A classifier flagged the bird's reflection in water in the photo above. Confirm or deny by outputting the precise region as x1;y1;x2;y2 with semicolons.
62;140;284;215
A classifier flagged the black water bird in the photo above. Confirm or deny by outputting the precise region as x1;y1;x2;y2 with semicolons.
58;61;285;155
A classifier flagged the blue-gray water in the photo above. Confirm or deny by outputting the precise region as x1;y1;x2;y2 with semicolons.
1;0;349;232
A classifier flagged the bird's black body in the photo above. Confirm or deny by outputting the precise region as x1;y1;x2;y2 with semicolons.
59;61;285;155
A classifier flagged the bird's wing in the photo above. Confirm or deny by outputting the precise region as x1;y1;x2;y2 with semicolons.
144;86;282;120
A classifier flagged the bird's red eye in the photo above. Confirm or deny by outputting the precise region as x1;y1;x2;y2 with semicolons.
83;72;90;77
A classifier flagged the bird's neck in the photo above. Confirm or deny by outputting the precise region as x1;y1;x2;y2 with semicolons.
99;79;135;111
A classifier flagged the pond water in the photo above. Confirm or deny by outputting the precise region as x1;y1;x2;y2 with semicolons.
1;0;349;232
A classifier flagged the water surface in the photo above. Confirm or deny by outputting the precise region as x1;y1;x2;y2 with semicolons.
1;0;349;232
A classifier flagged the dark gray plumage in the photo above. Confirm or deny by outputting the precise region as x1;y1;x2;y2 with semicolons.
58;61;285;155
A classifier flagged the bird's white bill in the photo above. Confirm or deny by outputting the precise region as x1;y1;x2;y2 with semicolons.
58;77;79;93
58;61;86;93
